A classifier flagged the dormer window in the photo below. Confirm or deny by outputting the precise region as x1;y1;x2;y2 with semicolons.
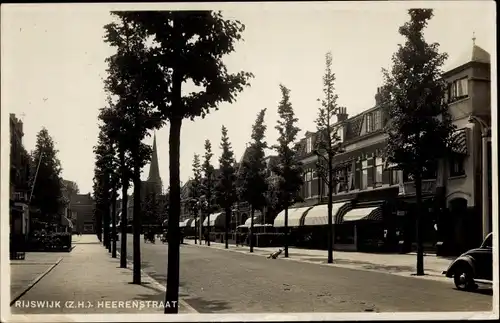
373;110;382;130
306;136;313;154
364;114;373;133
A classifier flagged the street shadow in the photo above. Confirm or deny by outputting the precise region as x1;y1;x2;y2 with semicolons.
469;288;493;296
301;257;418;273
185;296;231;313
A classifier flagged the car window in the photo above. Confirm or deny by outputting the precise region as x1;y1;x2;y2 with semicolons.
483;234;493;248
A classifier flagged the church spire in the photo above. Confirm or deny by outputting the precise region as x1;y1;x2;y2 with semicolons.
147;133;162;189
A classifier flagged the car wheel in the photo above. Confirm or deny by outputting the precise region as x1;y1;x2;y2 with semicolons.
453;265;477;291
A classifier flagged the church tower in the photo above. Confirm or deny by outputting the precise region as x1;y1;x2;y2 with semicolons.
147;133;163;194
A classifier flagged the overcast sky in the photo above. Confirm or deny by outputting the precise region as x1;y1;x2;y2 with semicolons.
1;1;495;195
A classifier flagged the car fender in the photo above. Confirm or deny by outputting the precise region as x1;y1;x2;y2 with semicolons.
445;255;476;278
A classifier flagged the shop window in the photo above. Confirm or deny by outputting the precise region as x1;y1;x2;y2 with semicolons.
374;157;383;187
449;154;466;177
361;160;368;190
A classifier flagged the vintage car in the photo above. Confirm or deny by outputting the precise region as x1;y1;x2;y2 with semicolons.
443;232;493;291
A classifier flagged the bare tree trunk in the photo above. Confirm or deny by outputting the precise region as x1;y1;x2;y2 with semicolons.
284;202;289;258
250;207;255;253
111;190;117;258
132;154;142;284
165;116;182;314
120;181;129;268
415;170;424;275
225;207;230;249
327;155;334;264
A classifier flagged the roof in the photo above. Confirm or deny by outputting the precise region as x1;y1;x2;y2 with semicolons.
444;42;490;73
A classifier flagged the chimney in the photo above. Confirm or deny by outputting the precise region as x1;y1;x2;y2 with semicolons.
337;107;348;122
375;87;382;106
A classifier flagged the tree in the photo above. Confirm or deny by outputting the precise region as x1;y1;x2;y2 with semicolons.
98;104;134;268
93;126;116;250
314;52;345;264
103;14;164;284
117;11;253;312
215;126;237;249
29;128;64;227
189;154;203;245
201;139;215;246
61;180;79;203
239;109;268;253
272;85;304;258
381;9;454;276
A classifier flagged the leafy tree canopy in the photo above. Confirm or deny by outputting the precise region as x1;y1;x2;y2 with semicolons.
381;9;455;177
272;85;303;207
215;126;237;210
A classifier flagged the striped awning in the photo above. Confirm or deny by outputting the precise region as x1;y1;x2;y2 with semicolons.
273;206;312;228
179;219;191;228
342;207;382;223
202;212;224;227
303;202;349;226
243;214;261;227
190;219;198;228
450;129;468;155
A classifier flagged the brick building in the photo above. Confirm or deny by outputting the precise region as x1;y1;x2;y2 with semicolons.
70;193;95;234
278;40;491;255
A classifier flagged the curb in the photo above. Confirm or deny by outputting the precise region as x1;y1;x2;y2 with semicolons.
184;241;452;284
115;250;198;314
10;257;64;306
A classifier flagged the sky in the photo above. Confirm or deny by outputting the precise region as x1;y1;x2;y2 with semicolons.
1;1;496;195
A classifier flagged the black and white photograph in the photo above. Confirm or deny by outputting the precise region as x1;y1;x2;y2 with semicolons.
1;1;498;321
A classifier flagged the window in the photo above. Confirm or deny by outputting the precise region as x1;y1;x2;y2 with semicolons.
365;114;373;133
304;170;313;198
391;169;399;185
347;165;354;191
449;154;466;177
361;160;368;190
374;157;383;186
306;137;313;153
449;77;469;102
373;110;382;130
336;126;344;143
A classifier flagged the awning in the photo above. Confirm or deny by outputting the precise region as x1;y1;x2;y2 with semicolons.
190;219;198;228
202;212;224;227
342;206;382;223
450;129;468;155
162;219;168;226
243;215;261;227
273;206;312;228
179;219;191;228
304;202;349;226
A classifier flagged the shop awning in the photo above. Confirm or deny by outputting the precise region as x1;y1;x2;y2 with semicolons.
179;219;191;228
304;202;350;226
242;215;261;227
273;206;312;228
162;219;168;226
450;129;468;155
190;219;198;228
342;206;382;223
202;212;224;227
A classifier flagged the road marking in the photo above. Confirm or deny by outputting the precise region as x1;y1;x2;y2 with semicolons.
10;257;63;306
115;250;199;313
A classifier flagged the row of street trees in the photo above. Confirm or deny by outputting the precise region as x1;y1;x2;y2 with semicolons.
183;9;456;277
93;11;253;314
187;84;305;256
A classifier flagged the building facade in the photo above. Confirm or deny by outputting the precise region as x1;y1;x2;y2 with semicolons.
71;193;95;234
10;113;31;242
291;41;491;255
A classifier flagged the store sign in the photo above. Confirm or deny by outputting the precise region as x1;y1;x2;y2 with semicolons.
397;211;406;216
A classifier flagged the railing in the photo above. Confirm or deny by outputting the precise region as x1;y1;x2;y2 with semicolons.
399;179;437;196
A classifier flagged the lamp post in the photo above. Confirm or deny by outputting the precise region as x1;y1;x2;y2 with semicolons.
469;115;491;239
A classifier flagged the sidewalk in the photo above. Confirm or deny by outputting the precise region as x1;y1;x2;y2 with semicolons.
9;235;196;315
184;239;453;283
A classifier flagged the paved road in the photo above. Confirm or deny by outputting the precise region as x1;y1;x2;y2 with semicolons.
117;234;492;313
